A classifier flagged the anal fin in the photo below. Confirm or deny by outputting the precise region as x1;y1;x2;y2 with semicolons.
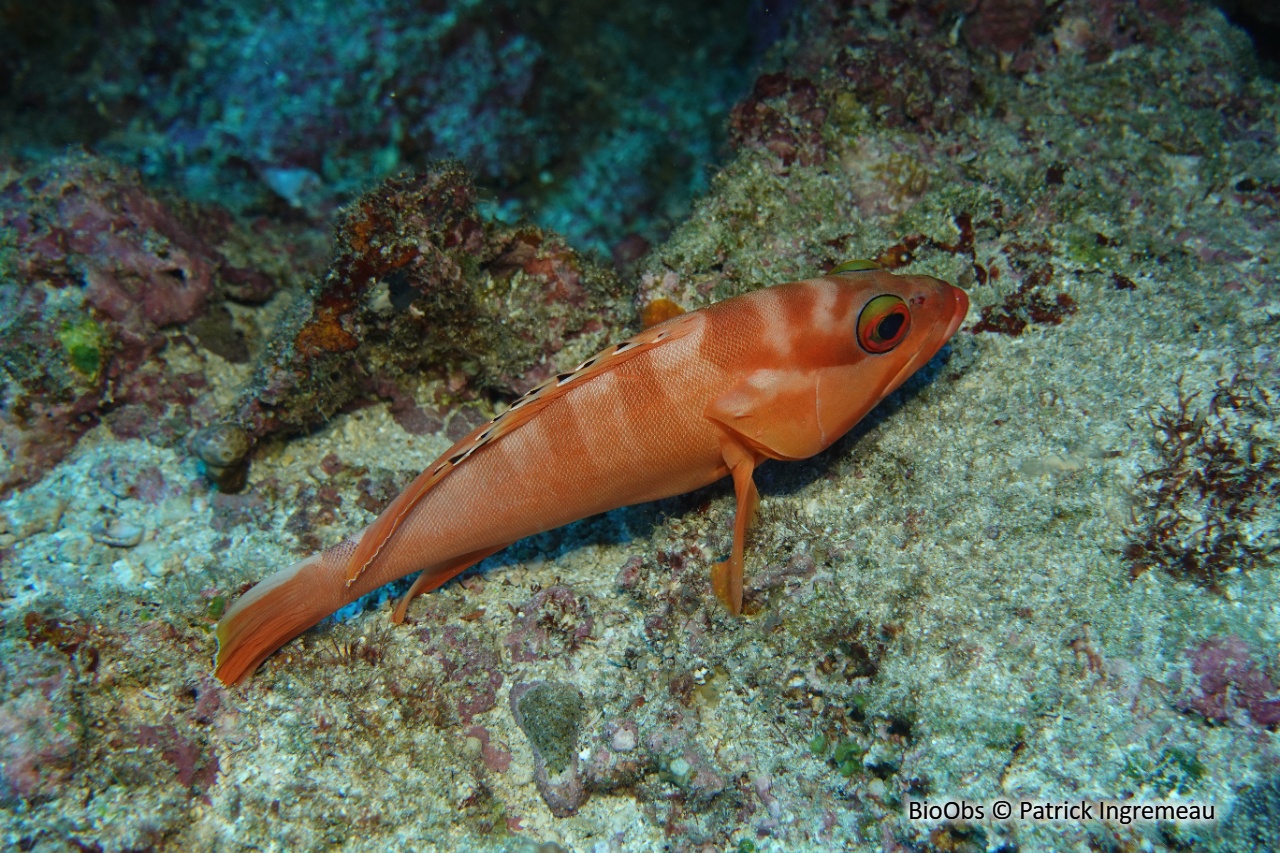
391;544;509;623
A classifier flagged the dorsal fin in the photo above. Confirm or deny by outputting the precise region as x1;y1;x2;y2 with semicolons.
341;311;701;586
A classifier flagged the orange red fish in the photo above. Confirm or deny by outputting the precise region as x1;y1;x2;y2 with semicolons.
214;263;968;684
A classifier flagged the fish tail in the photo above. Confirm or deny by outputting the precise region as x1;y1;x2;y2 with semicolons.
214;552;341;685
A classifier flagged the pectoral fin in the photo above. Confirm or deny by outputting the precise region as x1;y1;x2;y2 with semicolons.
711;439;760;616
705;370;826;461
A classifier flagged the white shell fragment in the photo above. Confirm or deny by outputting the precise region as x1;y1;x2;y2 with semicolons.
89;518;144;548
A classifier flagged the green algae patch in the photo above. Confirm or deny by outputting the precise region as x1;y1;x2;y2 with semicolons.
1123;745;1206;798
514;681;584;775
833;738;865;778
204;595;227;621
57;318;105;381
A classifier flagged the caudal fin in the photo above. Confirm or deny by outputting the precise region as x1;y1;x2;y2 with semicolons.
214;554;337;685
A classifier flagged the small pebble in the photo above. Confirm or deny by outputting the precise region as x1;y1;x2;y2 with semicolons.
5;497;66;539
610;728;637;753
191;423;253;491
112;558;140;585
510;680;588;816
191;423;251;467
145;551;181;577
56;534;95;562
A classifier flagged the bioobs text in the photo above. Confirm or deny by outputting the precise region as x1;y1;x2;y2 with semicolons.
907;800;984;821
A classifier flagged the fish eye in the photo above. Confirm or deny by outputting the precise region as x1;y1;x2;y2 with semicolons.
857;294;911;353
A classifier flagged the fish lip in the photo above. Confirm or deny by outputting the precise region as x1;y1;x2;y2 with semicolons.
916;283;969;362
944;283;970;341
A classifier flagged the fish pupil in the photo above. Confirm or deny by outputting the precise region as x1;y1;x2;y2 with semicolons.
876;312;905;341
